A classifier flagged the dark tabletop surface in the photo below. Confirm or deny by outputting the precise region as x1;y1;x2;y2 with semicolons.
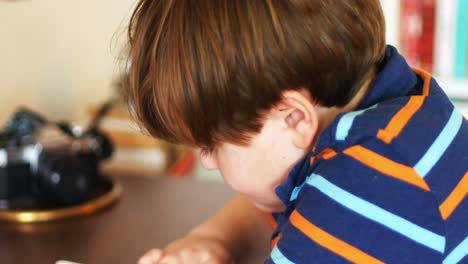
0;175;269;264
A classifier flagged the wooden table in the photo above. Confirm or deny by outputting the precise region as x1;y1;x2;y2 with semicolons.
0;176;269;263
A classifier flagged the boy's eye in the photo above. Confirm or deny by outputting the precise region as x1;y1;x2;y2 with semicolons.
200;147;213;156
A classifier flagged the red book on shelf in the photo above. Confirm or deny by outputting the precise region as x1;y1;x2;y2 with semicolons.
419;0;436;72
401;0;423;67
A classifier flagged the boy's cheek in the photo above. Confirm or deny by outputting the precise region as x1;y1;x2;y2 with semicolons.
222;176;256;197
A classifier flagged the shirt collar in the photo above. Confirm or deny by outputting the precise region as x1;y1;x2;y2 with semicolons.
358;45;418;109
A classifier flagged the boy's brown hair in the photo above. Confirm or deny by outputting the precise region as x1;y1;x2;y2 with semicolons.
127;0;386;148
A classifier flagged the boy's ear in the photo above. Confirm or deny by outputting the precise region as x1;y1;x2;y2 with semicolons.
275;90;319;149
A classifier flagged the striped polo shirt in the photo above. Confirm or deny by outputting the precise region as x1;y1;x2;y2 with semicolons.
266;46;468;264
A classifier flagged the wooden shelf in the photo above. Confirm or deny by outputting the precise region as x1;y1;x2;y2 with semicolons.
87;104;168;149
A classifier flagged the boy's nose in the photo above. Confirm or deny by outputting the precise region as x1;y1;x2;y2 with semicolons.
199;151;218;170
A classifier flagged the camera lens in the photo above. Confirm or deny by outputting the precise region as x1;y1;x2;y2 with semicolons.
37;149;97;206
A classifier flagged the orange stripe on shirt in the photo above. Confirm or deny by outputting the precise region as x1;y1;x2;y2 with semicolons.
439;171;468;220
377;96;425;144
343;145;431;192
290;210;384;264
265;213;278;230
310;148;338;165
412;68;431;96
271;235;280;249
377;68;431;144
322;148;338;160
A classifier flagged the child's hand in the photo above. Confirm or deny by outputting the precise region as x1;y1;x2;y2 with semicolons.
137;234;235;264
138;195;271;263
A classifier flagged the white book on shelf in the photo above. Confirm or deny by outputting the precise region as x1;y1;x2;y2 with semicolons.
380;0;400;48
435;77;468;100
434;0;458;78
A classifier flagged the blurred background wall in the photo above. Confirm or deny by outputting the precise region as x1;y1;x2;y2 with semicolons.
0;0;135;125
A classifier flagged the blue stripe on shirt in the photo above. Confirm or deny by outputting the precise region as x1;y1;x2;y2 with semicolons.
306;174;446;253
335;105;377;141
414;109;464;177
443;236;468;264
271;245;295;264
290;180;307;201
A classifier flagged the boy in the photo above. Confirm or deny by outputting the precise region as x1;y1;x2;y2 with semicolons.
127;0;468;263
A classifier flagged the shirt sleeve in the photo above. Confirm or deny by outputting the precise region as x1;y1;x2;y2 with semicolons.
265;151;446;264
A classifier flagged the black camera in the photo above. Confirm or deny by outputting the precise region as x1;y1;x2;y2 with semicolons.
0;104;114;209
